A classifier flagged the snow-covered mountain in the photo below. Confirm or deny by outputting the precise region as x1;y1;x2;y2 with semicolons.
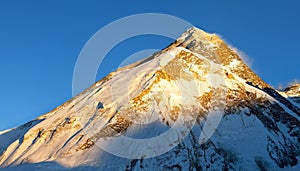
281;83;300;106
0;27;299;171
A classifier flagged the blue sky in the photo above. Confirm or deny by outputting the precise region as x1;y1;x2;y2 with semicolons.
0;0;299;130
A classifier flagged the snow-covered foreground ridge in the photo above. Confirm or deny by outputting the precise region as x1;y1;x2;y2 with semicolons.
0;27;299;170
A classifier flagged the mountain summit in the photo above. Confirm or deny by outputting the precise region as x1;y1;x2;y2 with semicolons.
0;27;299;170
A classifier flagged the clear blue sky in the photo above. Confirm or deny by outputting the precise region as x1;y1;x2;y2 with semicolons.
0;0;299;131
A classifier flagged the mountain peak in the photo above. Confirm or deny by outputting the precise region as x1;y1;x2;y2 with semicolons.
180;27;215;40
284;83;300;99
0;27;299;170
168;27;269;90
177;27;220;48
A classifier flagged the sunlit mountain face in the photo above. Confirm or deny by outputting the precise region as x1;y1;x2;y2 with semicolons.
0;27;299;171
